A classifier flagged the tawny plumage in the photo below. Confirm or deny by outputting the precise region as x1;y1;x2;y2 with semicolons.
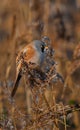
11;40;47;97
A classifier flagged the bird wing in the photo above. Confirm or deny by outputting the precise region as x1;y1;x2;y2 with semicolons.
11;44;36;97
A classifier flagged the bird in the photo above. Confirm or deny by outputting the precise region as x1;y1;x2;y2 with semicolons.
11;39;48;97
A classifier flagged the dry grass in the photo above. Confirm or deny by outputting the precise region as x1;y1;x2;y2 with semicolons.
0;0;80;130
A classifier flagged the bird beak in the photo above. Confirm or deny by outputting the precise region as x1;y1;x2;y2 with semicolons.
45;46;49;51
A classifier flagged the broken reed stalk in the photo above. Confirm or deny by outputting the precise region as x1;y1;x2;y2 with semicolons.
1;37;80;129
0;80;80;129
11;38;79;129
25;103;80;129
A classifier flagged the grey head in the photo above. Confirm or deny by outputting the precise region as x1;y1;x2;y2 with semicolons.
33;40;47;65
33;40;46;54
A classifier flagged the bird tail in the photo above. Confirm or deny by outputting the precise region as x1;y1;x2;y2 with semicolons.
11;72;21;97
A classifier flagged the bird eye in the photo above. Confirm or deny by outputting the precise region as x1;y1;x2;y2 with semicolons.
41;44;45;53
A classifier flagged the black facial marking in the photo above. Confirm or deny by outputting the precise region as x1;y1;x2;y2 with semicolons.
41;44;45;53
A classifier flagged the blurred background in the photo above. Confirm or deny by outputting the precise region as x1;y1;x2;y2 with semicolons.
0;0;80;130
